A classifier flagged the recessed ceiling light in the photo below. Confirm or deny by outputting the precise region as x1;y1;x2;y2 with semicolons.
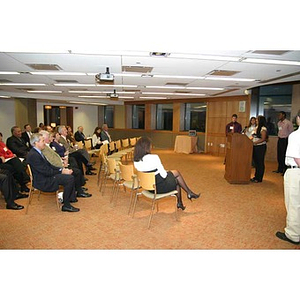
27;90;62;93
0;83;46;86
0;71;20;75
243;58;300;66
30;72;87;76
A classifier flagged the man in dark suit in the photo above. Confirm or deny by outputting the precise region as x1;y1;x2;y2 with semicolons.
0;168;27;210
6;126;30;158
100;123;113;154
21;124;33;149
74;126;86;145
100;124;112;143
26;133;80;212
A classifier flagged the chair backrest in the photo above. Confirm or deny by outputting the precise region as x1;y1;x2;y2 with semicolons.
109;141;115;152
137;171;156;191
119;163;134;181
115;140;122;151
101;143;109;155
85;139;92;150
27;164;33;183
130;137;136;146
77;141;84;149
107;157;117;174
122;138;129;148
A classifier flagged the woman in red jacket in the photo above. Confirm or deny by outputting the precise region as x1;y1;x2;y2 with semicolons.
0;132;30;192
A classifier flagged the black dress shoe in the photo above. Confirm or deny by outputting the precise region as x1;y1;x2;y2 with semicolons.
76;192;92;198
276;231;300;245
89;166;97;171
16;192;28;199
69;198;78;203
82;187;88;191
62;205;80;212
6;202;24;210
85;170;96;175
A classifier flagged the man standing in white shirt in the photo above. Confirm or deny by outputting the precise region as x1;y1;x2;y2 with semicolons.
276;111;300;245
273;111;294;174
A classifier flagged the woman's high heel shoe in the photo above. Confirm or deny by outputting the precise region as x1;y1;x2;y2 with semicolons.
187;192;200;201
177;202;186;211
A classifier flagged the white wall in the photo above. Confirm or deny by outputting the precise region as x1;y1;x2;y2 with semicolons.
0;99;15;140
37;102;98;137
73;105;98;137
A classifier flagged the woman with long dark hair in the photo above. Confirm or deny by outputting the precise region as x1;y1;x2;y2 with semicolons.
251;115;268;183
133;136;200;210
92;126;103;149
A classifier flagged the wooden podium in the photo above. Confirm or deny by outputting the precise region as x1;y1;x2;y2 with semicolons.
224;133;253;184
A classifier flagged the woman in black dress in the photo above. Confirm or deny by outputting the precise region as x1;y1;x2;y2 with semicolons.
133;137;200;210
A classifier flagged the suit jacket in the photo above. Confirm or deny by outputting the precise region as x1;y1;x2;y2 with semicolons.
21;131;32;148
6;135;30;158
42;145;64;168
100;131;111;142
74;131;86;144
26;147;61;192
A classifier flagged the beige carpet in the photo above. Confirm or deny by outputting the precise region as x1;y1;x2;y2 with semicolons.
0;150;298;250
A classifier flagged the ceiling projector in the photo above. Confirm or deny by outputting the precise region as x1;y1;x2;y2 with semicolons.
95;67;114;82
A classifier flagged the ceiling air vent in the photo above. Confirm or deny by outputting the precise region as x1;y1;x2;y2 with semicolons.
211;89;240;96
165;82;188;87
251;50;290;56
208;70;240;76
122;66;153;73
26;64;62;71
55;79;79;83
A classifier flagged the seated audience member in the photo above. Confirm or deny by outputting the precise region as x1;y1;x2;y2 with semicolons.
40;130;91;198
50;131;68;158
32;127;41;133
38;123;44;130
21;124;33;148
0;132;30;192
92;127;103;149
100;123;112;143
66;126;76;145
6;126;30;158
0;169;27;210
133;137;200;211
74;126;87;145
58;125;96;176
100;123;113;154
27;133;80;212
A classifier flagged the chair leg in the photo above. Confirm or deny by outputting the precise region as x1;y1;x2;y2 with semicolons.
55;191;61;212
174;195;178;221
147;199;156;229
131;191;140;218
25;188;34;215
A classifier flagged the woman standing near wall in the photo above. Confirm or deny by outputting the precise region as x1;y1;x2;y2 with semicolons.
251;116;268;183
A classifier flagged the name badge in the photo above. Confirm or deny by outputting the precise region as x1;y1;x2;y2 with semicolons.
278;126;282;131
230;126;234;130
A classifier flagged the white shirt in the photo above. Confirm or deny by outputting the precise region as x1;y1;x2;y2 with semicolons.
245;125;256;138
92;134;101;147
285;127;300;167
134;154;168;178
